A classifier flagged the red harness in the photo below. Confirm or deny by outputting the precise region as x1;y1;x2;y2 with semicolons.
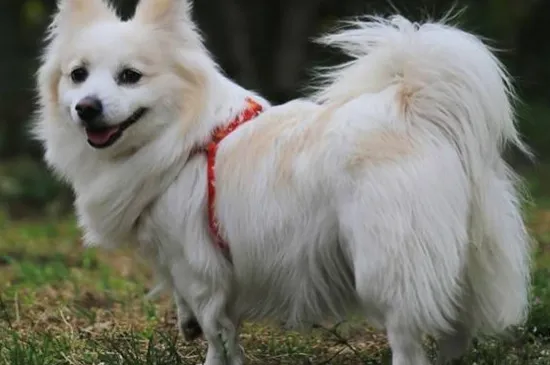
191;97;263;262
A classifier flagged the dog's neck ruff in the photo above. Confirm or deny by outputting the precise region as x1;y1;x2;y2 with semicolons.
191;97;263;262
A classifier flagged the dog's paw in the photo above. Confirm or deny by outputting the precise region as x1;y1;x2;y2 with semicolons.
181;317;203;341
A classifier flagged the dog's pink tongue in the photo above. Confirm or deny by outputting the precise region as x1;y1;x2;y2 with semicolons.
86;127;119;145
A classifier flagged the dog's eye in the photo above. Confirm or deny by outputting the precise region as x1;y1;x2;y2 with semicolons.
118;68;142;85
70;67;88;84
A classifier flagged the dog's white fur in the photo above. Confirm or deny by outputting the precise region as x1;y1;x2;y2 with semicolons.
34;0;532;364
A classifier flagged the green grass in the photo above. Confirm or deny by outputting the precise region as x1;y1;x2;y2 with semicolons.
2;168;550;364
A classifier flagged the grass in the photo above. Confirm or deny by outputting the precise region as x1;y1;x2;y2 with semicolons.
2;167;550;364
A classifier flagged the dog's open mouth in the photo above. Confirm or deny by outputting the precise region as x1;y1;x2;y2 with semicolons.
86;108;148;149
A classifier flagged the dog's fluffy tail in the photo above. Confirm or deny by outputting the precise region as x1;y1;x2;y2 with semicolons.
313;14;529;159
467;162;532;334
314;14;531;333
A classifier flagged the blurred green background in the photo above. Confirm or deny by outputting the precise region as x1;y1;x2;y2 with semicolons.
0;0;548;218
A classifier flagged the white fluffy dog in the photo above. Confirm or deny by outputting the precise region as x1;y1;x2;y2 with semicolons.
34;0;532;364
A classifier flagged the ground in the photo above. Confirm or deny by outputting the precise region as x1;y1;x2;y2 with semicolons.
2;166;550;364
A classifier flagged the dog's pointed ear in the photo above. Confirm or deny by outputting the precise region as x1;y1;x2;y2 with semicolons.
54;0;117;30
134;0;192;27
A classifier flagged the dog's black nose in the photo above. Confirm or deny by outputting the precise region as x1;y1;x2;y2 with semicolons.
75;97;103;123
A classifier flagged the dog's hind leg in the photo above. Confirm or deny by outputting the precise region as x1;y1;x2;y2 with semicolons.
436;322;471;365
351;251;430;365
435;288;474;365
340;199;462;365
386;320;430;365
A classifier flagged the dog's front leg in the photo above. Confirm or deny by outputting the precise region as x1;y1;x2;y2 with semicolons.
174;292;203;341
171;267;242;365
190;291;243;365
186;294;243;365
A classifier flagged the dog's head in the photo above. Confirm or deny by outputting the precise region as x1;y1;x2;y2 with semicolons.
37;0;211;155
